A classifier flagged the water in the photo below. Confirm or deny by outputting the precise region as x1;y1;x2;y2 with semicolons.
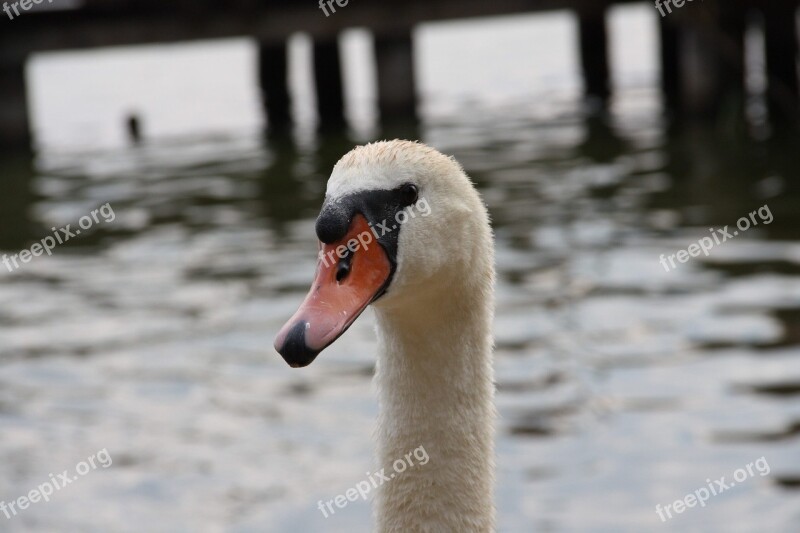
1;5;799;532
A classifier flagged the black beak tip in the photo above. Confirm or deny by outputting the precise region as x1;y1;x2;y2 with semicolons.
275;321;320;368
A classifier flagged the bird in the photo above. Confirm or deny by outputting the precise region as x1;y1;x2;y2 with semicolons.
274;140;496;532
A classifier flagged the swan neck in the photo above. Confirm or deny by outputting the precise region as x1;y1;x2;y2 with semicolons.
373;296;495;532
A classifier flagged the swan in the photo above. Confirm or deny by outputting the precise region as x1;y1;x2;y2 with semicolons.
274;140;496;532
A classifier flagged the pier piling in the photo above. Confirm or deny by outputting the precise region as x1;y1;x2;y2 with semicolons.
762;2;800;127
659;16;683;112
375;31;418;121
0;61;31;150
260;42;293;134
313;39;346;129
577;3;611;105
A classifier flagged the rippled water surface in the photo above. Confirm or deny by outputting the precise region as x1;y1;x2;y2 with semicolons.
1;6;799;533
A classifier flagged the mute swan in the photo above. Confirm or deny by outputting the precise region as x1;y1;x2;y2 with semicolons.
275;140;496;532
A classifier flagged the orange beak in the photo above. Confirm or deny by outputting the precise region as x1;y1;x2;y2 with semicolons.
274;214;392;367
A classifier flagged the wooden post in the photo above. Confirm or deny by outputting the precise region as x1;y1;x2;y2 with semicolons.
660;0;746;124
714;3;747;121
577;3;611;106
762;1;799;128
259;41;292;134
375;30;417;121
0;61;31;150
682;16;727;120
0;151;34;250
659;16;682;113
313;38;346;129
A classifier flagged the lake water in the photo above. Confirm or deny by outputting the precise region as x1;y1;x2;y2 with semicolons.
1;4;799;532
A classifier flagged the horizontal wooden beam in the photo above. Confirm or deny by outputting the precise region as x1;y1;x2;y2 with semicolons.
1;0;643;61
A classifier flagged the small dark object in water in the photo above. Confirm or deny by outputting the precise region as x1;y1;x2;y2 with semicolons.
126;114;142;143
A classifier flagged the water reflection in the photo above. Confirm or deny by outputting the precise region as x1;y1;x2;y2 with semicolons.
0;92;799;531
0;152;35;250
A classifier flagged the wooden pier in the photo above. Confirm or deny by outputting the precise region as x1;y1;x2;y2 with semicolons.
0;0;798;148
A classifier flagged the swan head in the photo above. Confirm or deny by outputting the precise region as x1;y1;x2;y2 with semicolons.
274;140;492;368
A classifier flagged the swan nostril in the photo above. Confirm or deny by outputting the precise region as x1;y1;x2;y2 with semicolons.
336;260;350;282
336;250;353;282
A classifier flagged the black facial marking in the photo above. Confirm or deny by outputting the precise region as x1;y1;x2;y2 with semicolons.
314;183;420;297
315;200;352;245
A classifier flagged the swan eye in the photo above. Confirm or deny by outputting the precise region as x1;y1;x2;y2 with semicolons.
399;184;418;206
